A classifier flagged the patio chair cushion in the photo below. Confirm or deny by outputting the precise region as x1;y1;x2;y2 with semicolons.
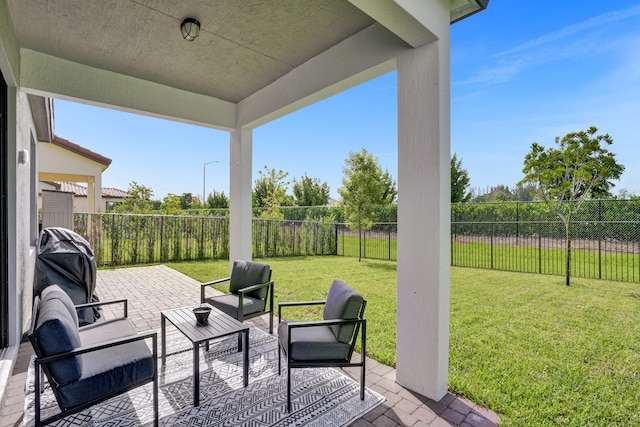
229;260;271;299
56;318;155;409
208;294;266;318
34;290;83;387
323;279;364;343
278;322;352;361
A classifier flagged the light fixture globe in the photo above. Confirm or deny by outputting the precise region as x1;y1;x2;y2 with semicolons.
180;18;200;41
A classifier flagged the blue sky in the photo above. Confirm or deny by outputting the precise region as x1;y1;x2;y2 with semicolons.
54;1;640;201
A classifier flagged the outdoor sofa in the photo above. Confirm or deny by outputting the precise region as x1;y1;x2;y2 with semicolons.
28;284;158;426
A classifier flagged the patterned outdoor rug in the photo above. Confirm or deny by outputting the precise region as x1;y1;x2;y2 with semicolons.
24;325;384;426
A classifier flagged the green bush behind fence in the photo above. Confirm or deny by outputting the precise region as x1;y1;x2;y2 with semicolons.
74;213;339;266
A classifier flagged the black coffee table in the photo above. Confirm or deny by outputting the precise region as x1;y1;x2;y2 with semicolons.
160;303;250;406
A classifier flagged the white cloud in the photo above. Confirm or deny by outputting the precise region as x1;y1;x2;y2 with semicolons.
492;5;640;59
456;5;640;87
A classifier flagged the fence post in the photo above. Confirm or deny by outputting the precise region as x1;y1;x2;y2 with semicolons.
110;215;116;266
160;217;164;262
451;208;455;266
490;222;494;270
200;216;205;260
516;201;519;246
364;230;367;259
265;220;270;257
598;199;602;280
538;215;542;274
388;228;391;260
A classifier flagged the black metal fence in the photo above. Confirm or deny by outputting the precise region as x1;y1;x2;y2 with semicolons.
336;223;397;260
74;200;640;283
451;200;640;283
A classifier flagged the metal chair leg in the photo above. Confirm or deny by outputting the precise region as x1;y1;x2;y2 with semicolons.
277;344;281;374
287;364;292;412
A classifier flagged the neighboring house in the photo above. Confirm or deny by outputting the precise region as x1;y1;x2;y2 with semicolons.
327;197;339;207
38;181;128;212
38;135;112;213
0;0;490;406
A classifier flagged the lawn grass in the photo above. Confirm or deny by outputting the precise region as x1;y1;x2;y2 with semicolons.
166;256;640;426
449;268;640;426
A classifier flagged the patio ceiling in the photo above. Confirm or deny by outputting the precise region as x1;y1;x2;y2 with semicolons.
8;1;375;104
7;0;487;129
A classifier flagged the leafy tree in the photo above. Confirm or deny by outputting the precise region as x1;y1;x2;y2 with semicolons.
179;193;195;210
472;184;513;202
512;183;536;202
114;181;155;213
207;190;229;209
338;148;397;261
451;153;471;203
470;183;537;202
253;166;291;219
519;126;624;286
292;174;330;206
160;193;183;215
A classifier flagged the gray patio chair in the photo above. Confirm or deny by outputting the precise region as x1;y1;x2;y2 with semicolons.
277;279;367;412
200;260;274;346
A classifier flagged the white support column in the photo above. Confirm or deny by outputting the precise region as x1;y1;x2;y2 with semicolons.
229;128;253;263
87;174;102;212
396;36;450;400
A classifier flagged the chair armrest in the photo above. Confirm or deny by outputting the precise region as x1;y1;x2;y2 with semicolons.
36;330;158;364
237;280;273;295
75;299;128;318
278;300;326;322
285;318;365;330
202;277;231;287
201;277;231;303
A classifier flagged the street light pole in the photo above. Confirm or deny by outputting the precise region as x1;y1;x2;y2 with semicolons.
203;160;219;204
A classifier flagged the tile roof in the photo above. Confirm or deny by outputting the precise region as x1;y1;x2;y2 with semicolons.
51;135;112;167
48;181;128;198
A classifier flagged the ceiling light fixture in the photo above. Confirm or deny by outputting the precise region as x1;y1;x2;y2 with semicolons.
180;18;200;41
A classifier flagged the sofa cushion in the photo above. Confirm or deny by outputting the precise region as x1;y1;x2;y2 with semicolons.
40;284;79;326
278;321;352;361
323;280;364;343
52;318;155;409
229;260;271;299
78;317;138;345
206;294;266;319
57;328;154;409
35;295;82;386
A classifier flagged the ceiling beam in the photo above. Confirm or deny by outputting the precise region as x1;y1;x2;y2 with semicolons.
19;49;236;130
236;23;407;129
350;0;489;47
348;0;439;48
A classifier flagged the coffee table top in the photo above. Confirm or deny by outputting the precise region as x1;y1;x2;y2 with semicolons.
161;303;249;344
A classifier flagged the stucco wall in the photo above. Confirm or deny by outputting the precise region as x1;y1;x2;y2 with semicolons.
13;91;37;340
39;143;105;177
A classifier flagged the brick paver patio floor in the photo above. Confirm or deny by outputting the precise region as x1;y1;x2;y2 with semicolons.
0;265;500;427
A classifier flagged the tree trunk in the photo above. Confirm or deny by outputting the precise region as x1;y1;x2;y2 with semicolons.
565;221;571;286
